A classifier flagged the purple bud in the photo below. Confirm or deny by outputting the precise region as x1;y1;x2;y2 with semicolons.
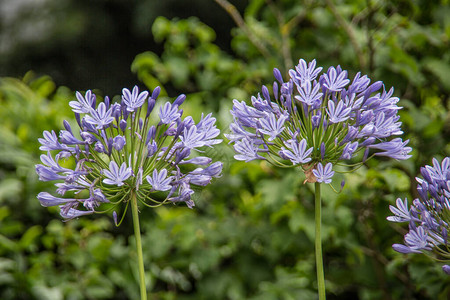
37;192;73;207
312;112;321;129
392;244;415;254
80;132;97;144
273;82;279;100
176;121;185;136
104;96;110;109
278;150;289;160
152;86;161;100
340;180;346;190
63;120;72;133
91;94;97;109
147;140;158;157
146;126;156;144
273;68;283;83
202;162;223;177
107;137;113;155
360;137;376;147
417;182;429;201
164;124;177;136
173;94;186;107
428;184;439;200
420;167;433;185
176;148;191;164
262;85;270;101
75;113;82;128
112;103;122;120
442;227;448;245
179;156;212;165
113;211;119;226
146;98;156;118
113;136;126;151
320;142;326;160
94;141;105;153
364;81;383;99
443;265;450;275
188;174;211;186
363;147;370;162
120;119;128;132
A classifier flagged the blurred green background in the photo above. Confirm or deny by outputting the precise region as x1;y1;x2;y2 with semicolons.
0;0;449;299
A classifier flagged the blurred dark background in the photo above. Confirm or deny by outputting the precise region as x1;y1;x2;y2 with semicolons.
0;0;245;95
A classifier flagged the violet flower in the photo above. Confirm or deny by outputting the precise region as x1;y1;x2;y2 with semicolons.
388;157;450;274
36;86;223;219
226;58;411;184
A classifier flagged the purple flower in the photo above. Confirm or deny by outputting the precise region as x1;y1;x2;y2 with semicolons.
180;156;212;165
388;157;450;274
37;85;222;217
322;67;350;92
370;138;412;160
84;102;115;129
35;165;66;181
290;58;322;84
180;126;205;149
280;139;313;165
39;130;71;151
327;100;351;123
393;226;431;254
146;169;173;191
37;192;75;207
159;102;181;124
60;208;93;219
122;86;149;112
313;163;334;184
190;161;223;178
233;138;265;162
259;113;287;141
387;198;413;223
227;58;410;185
39;152;71;173
69;90;96;114
196;113;222;147
340;141;358;160
60;129;84;145
103;161;133;186
294;81;323;106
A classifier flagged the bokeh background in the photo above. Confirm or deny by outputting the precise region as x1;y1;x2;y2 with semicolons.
0;0;449;299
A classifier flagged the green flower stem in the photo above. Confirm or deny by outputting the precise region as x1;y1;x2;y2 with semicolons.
131;191;147;300
314;182;326;300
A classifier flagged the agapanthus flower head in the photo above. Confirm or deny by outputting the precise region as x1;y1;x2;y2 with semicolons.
226;58;411;184
36;86;223;219
388;157;450;274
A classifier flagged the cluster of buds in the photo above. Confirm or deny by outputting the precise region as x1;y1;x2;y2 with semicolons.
36;86;222;219
226;59;411;183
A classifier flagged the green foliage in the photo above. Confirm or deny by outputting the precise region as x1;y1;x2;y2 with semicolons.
1;0;450;299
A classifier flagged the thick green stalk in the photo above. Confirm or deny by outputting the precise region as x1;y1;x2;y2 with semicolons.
314;182;326;300
131;191;147;300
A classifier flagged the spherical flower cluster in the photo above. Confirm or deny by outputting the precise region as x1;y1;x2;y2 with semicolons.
36;86;222;219
388;157;450;274
226;59;411;183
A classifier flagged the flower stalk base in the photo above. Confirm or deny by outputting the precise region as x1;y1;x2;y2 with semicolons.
131;192;147;300
315;182;326;300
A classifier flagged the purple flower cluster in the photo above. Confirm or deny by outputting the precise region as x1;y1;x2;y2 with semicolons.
36;86;222;219
388;157;450;274
226;59;411;183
